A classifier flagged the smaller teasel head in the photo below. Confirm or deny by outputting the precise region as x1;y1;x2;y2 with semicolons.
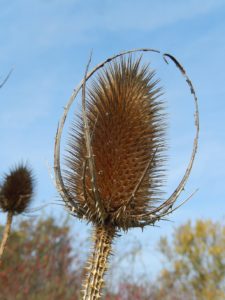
0;164;34;214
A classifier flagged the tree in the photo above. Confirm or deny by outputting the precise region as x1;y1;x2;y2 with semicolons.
157;220;225;300
0;216;85;300
2;216;223;300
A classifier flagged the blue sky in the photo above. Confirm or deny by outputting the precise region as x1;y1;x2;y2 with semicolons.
1;0;225;280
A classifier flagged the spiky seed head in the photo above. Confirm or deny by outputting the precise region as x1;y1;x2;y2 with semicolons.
0;164;34;214
65;55;167;229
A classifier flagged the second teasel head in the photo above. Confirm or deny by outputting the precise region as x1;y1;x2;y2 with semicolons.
64;55;167;230
0;164;34;214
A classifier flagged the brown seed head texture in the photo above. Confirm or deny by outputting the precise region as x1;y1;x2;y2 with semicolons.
64;56;167;229
0;164;34;214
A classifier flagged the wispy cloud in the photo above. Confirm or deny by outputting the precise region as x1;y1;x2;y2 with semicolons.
88;0;225;31
1;0;225;62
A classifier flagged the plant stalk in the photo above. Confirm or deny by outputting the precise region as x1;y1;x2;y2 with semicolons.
81;225;116;300
0;211;13;263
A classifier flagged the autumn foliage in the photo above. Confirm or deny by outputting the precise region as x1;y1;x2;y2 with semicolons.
158;220;225;300
0;217;224;300
0;217;84;300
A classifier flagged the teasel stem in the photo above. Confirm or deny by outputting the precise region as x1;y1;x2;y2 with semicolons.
81;225;116;300
0;211;13;263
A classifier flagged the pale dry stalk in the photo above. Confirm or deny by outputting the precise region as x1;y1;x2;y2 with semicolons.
82;225;116;299
0;211;13;262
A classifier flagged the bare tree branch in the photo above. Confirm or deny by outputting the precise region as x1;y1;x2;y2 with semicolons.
0;68;13;89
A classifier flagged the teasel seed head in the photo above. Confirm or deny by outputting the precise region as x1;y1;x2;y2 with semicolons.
55;49;199;231
0;164;34;214
64;55;167;229
55;49;199;299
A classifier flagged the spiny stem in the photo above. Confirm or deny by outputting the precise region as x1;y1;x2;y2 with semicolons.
81;225;116;300
0;211;13;263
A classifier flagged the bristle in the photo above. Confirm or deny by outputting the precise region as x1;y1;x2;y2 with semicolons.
64;55;167;228
0;164;34;214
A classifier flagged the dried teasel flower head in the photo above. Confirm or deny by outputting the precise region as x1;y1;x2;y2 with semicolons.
55;49;199;231
54;49;199;299
0;164;34;214
64;55;166;229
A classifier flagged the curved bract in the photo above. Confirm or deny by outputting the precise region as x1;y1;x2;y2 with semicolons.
54;49;199;229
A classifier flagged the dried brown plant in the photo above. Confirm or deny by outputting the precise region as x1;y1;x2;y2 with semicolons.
54;49;199;299
0;164;34;262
